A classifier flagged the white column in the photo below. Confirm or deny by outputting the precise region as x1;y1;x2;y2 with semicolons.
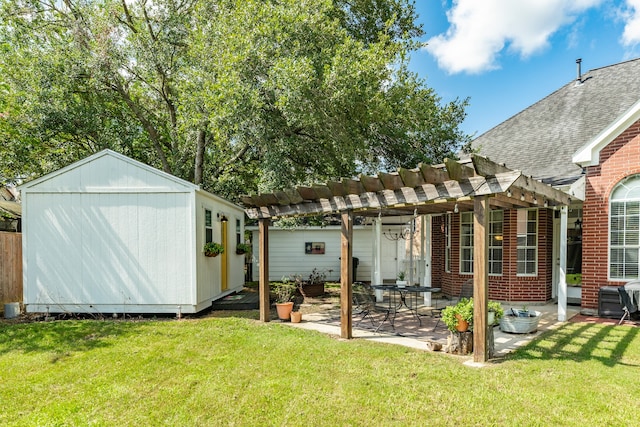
558;206;568;321
422;215;433;306
372;217;383;302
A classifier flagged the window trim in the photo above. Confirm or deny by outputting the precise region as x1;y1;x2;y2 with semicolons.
516;209;538;277
609;176;640;280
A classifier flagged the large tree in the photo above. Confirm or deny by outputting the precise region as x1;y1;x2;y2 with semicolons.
0;0;469;198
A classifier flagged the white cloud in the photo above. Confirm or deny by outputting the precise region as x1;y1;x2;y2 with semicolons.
426;0;604;74
621;0;640;45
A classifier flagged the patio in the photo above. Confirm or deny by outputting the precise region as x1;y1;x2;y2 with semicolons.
287;295;582;358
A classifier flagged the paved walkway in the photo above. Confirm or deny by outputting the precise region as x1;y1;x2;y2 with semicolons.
285;302;582;358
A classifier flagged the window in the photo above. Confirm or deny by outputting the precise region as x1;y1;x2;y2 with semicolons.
445;214;452;272
236;218;242;245
489;210;503;275
205;208;213;244
610;176;640;279
517;209;538;275
460;212;473;274
459;210;503;275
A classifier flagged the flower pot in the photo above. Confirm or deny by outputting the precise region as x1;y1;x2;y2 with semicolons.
396;280;408;288
500;311;541;334
205;252;219;257
455;314;469;332
275;302;294;320
298;282;325;298
290;311;302;323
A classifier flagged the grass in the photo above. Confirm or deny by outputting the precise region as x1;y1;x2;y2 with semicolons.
1;315;639;426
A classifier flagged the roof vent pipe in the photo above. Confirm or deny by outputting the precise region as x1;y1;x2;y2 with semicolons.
576;58;582;84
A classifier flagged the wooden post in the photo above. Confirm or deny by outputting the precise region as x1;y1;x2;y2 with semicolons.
340;210;353;339
259;219;270;322
473;196;489;362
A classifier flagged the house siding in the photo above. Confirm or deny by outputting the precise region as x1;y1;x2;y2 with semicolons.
436;209;554;303
582;118;640;309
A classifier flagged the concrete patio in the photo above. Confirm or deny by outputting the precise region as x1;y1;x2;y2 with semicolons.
286;300;582;359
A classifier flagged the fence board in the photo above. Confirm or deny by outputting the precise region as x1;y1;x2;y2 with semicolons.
0;231;22;304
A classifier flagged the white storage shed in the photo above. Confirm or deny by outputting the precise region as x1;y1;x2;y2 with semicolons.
20;150;246;315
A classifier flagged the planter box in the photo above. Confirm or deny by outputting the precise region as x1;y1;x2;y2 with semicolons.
499;311;541;334
297;282;325;298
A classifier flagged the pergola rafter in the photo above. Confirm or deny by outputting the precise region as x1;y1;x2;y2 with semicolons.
242;154;572;362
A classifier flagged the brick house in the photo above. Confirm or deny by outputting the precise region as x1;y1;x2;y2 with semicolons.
450;58;640;314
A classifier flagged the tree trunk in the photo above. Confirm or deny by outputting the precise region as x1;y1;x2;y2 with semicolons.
195;129;206;185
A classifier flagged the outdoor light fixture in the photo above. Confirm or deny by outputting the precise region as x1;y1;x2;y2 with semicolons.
454;203;459;213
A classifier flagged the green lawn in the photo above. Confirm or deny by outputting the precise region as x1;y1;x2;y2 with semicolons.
1;315;638;426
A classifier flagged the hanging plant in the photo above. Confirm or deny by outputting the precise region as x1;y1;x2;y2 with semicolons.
203;242;224;257
236;242;252;255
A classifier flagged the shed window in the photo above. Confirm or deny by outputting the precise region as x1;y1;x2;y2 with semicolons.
205;208;213;243
610;176;640;279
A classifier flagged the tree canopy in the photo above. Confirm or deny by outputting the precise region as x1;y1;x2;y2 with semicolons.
0;0;470;199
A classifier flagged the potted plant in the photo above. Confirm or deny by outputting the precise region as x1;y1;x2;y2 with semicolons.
500;306;542;334
292;268;330;298
488;300;504;326
441;297;474;332
203;242;224;257
272;280;296;320
396;271;408;287
235;242;251;255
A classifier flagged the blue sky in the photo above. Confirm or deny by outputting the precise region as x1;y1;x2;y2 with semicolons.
409;0;640;138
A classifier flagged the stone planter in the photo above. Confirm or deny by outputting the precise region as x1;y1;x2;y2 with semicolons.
499;311;541;334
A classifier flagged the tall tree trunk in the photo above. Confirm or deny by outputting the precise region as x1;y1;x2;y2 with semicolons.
194;129;206;185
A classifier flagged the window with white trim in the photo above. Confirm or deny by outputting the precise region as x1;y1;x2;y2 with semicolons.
445;214;451;273
459;211;503;275
610;176;640;279
205;208;213;244
517;209;537;276
460;212;473;274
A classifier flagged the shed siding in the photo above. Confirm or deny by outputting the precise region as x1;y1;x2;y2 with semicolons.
25;192;193;311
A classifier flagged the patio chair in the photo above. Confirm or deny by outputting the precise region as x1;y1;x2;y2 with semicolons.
433;278;474;331
353;283;394;333
618;286;638;325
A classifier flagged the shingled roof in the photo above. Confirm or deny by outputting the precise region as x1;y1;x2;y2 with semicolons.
470;58;640;187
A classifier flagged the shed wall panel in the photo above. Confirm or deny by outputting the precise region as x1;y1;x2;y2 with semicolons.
25;192;193;311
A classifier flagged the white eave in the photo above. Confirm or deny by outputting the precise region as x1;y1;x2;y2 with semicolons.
573;98;640;167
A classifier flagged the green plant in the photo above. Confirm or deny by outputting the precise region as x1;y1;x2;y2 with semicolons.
488;300;504;323
236;242;252;255
441;298;474;332
203;242;224;256
397;271;406;281
272;279;296;303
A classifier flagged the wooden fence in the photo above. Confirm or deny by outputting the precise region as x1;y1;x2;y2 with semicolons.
0;231;22;304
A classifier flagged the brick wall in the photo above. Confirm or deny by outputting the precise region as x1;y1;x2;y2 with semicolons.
433;209;554;303
582;119;640;309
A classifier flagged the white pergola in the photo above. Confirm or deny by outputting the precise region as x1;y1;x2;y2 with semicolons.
242;155;573;363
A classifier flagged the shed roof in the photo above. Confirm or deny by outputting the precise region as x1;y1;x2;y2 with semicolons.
469;58;640;186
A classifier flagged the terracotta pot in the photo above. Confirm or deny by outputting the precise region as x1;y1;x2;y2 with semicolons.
290;311;302;323
275;302;294;320
204;252;219;257
455;314;469;332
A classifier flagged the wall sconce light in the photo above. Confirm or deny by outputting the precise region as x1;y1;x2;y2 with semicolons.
506;190;512;198
217;213;228;222
454;203;459;213
520;194;525;201
543;199;548;208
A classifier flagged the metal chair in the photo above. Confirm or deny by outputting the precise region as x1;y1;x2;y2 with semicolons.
618;286;638;325
353;283;394;332
433;278;474;330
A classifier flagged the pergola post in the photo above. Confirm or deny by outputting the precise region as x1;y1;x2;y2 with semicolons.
557;205;568;321
340;210;353;339
473;196;489;362
258;218;270;322
373;217;383;302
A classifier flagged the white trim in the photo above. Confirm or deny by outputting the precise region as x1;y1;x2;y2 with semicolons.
573;99;640;167
18;149;199;192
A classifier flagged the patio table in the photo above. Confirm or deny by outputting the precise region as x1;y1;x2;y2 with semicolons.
371;284;441;326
